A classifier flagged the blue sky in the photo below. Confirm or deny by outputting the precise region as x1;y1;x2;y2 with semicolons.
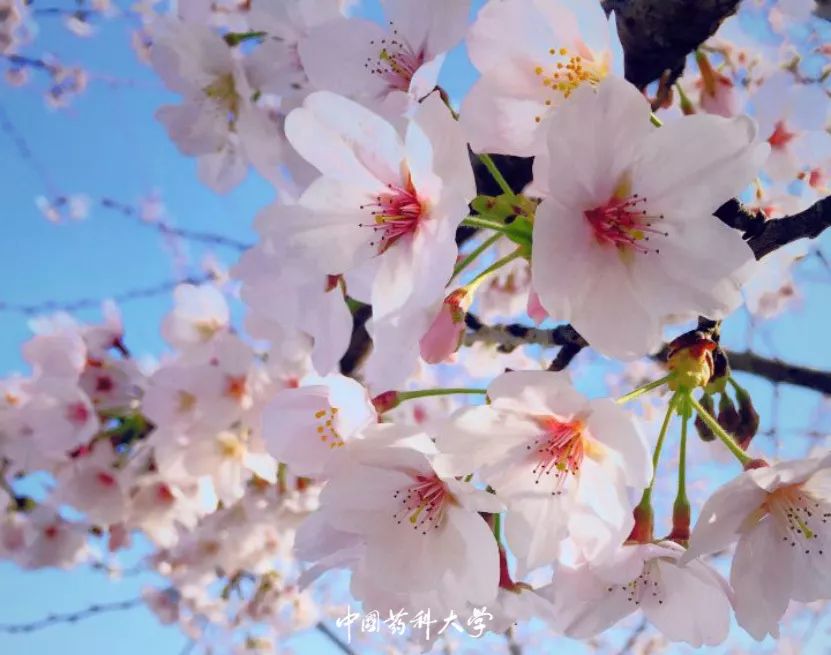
1;1;830;653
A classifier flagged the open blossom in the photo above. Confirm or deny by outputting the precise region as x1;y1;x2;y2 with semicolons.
299;0;470;117
541;541;732;646
437;371;651;570
55;442;129;526
682;455;831;640
234;229;352;377
295;424;502;611
531;76;768;359
751;72;831;183
274;90;475;389
461;0;619;157
260;375;375;479
161;284;229;348
150;19;289;193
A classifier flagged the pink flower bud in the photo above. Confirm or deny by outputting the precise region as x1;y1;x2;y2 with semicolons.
526;289;548;325
420;289;468;364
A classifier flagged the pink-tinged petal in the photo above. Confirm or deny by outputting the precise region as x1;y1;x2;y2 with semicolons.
434;405;541;477
526;290;549;324
407;92;476;203
542;563;635;637
488;371;586;418
585;398;651;489
260;386;343;478
285;91;404;188
362;311;425;392
632;114;769;217
467;0;577;82
197;142;248;194
446;504;500;603
155;103;228;157
505;496;568;572
731;518;792;640
682;473;768;563
383;0;470;58
303;285;353;376
644;557;731;647
419;292;466;364
629;211;755;320
298;18;388;97
537;76;654;211
461;79;547;156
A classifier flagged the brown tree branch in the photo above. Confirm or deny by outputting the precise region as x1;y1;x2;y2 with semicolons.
715;196;831;259
601;0;742;89
464;315;831;396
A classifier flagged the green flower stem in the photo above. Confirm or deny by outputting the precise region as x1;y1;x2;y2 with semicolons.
396;388;487;403
689;394;752;466
639;391;679;506
478;153;516;198
615;374;673;405
492;511;502;541
650;113;663;127
677;398;689;505
465;248;524;289
451;233;502;281
461;216;512;233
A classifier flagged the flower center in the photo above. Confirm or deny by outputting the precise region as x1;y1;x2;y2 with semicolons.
217;431;246;460
532;45;607;122
359;174;423;254
365;24;424;92
203;72;240;124
605;559;665;606
768;120;796;150
392;473;451;535
527;416;586;493
584;179;667;256
65;401;90;426
755;484;828;556
313;406;344;449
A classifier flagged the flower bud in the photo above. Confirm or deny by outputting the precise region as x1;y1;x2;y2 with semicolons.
734;385;760;450
668;497;691;545
420;289;469;364
717;392;740;436
667;336;716;391
371;390;400;414
694;393;716;442
627;502;653;544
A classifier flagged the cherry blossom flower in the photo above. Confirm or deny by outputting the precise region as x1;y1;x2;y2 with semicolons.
20;506;89;570
437;370;651;570
531;76;768;359
751;72;831;183
161;283;229;348
295;424;502;611
682;455;831;640
541;541;732;646
275;90;475;389
150;19;289;192
56;442;129;526
234;233;352;377
461;0;620;157
260;375;375;478
299;0;470;117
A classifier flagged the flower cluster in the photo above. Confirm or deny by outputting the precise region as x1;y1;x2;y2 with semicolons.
2;0;831;652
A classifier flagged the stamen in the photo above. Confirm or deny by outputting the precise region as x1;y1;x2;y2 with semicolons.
364;22;425;92
584;192;667;255
392;474;451;535
359;174;423;254
531;44;607;123
526;416;585;495
314;406;344;450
